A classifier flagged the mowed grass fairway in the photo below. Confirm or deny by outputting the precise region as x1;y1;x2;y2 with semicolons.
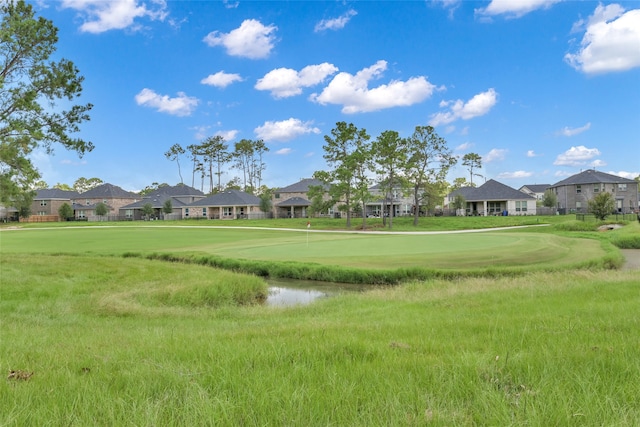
0;225;605;270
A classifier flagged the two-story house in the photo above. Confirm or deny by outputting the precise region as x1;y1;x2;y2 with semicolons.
548;170;638;214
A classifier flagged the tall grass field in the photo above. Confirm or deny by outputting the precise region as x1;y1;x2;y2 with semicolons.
1;217;639;425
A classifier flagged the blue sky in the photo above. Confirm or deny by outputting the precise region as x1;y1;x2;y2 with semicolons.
31;0;640;192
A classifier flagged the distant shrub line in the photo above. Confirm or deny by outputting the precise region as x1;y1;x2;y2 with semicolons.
121;251;621;285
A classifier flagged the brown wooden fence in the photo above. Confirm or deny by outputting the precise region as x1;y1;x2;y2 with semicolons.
20;215;60;223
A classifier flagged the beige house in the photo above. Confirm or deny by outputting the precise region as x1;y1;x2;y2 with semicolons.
273;178;334;218
447;179;537;216
183;189;264;219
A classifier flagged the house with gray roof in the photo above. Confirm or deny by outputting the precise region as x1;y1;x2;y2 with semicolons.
183;189;264;219
71;183;139;220
273;178;334;218
30;188;80;219
519;184;550;201
447;179;537;216
119;184;205;220
548;169;638;214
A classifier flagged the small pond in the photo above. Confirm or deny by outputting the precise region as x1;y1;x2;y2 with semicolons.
265;278;368;307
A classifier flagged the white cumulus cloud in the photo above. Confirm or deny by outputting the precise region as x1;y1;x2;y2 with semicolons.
429;88;498;126
609;171;640;180
203;19;277;59
455;142;473;151
497;170;533;179
135;88;198;116
275;148;292;155
61;0;167;33
484;148;507;162
310;60;436;113
557;122;591;137
526;150;540;157
565;5;640;74
255;63;338;98
314;9;357;32
201;71;243;88
254;118;321;142
475;0;561;18
553;145;601;166
215;130;239;141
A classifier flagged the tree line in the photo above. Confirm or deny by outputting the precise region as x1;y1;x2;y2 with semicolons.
164;137;269;195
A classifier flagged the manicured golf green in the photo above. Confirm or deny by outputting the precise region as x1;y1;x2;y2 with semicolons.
0;225;605;270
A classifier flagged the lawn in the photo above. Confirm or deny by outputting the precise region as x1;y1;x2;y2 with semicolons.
1;218;639;425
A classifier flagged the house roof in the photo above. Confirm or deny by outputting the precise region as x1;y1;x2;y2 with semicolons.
121;194;188;209
186;190;261;207
120;184;204;209
449;179;535;201
146;184;204;197
35;189;80;200
276;178;328;193
77;183;138;199
276;196;310;207
551;169;635;187
520;184;550;193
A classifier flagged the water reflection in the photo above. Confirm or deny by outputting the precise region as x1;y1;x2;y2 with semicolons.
265;279;366;307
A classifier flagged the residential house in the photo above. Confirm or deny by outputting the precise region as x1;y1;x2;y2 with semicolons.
183;189;264;219
519;184;550;201
120;184;205;220
273;178;333;218
72;183;139;220
366;183;415;218
447;179;537;216
548;169;638;214
30;188;79;220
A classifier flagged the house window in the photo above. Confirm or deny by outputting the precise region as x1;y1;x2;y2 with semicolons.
275;193;280;199
618;184;627;191
516;201;527;212
576;202;582;210
576;185;581;194
40;201;47;206
202;208;206;216
593;184;603;193
86;199;90;205
488;202;501;213
125;209;133;218
223;207;233;217
78;210;86;218
185;208;189;217
38;211;46;215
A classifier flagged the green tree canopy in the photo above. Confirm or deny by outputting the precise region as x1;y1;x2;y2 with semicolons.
95;202;108;218
462;153;482;185
371;130;407;229
58;202;73;220
315;122;371;228
541;190;557;209
588;192;615;221
0;0;93;206
74;177;102;193
142;203;154;219
164;144;186;185
162;199;173;215
402;126;456;226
